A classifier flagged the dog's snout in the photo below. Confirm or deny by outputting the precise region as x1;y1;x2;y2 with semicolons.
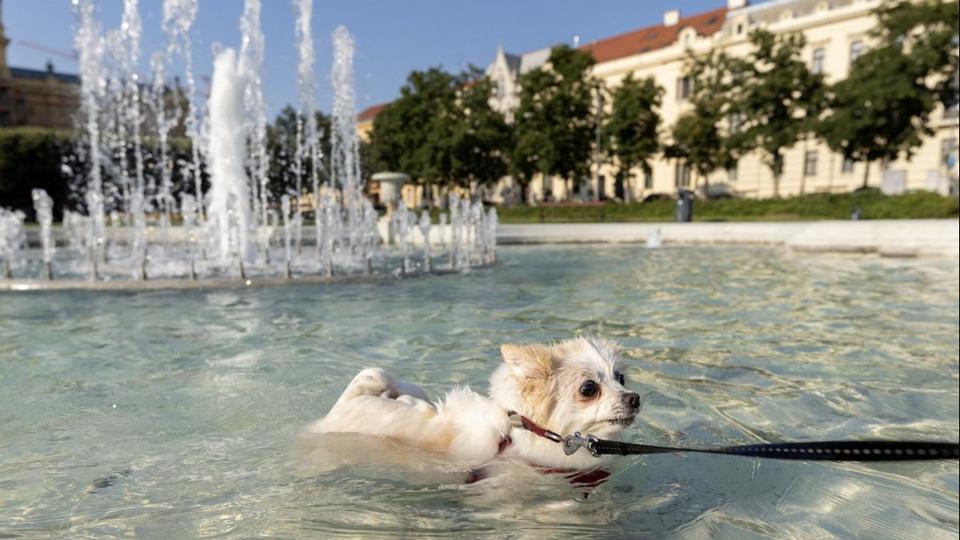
622;392;640;410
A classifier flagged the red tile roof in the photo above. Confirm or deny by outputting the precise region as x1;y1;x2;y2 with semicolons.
357;102;388;122
356;7;727;123
579;7;727;64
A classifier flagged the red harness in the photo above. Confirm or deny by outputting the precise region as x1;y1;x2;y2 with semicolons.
464;414;609;486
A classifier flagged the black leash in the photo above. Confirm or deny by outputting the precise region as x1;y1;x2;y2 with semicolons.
507;412;960;462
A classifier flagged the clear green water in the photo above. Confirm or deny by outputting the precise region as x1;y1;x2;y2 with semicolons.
1;245;957;538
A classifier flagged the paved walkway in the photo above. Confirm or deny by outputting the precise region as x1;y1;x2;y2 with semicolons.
497;220;960;258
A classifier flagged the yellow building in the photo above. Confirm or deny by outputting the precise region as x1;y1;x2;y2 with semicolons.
356;102;386;143
0;1;80;130
577;0;959;201
361;0;959;202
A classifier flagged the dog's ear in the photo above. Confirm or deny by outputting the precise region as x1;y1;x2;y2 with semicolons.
500;343;555;380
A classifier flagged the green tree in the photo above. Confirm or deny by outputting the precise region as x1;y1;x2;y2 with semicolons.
602;74;663;201
728;30;825;197
665;50;738;193
449;68;510;194
0;128;73;220
817;45;935;188
266;107;332;201
513;45;598;201
875;0;959;110
367;68;459;204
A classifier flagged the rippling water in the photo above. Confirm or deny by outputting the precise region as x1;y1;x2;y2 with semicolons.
1;245;957;538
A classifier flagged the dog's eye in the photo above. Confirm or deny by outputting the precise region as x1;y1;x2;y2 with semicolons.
579;380;599;398
615;372;625;386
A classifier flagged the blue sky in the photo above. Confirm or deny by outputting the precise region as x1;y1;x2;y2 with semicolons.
5;0;724;118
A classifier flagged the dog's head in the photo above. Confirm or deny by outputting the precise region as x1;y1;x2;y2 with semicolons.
490;336;640;441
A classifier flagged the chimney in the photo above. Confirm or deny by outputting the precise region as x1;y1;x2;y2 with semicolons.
663;10;680;26
727;0;748;9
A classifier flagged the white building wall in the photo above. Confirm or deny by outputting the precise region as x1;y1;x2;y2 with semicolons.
500;0;958;204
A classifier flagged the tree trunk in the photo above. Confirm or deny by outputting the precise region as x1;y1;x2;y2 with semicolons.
862;161;870;189
772;153;783;198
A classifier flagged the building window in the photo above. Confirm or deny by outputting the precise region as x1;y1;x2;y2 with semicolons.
727;163;738;182
644;169;653;189
804;151;818;177
842;157;855;174
946;102;960;120
728;112;743;133
812;48;825;74
736;22;744;35
675;163;691;187
944;72;959;119
677;76;693;101
849;40;864;64
942;137;958;169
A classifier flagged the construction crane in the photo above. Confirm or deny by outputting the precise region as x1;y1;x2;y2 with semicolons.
15;39;77;63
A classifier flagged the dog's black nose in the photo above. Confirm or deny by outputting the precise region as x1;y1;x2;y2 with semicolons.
623;392;640;410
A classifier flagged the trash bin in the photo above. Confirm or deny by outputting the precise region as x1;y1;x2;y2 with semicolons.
676;189;694;222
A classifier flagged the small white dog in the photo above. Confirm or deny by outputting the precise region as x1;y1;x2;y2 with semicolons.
305;336;640;478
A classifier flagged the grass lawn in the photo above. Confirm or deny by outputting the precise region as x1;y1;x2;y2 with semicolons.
496;190;960;223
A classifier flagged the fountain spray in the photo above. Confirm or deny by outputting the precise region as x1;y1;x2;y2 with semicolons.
207;49;253;265
73;0;106;269
162;0;203;224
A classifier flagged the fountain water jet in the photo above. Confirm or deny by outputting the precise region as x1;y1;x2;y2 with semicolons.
1;3;497;290
162;0;204;223
293;0;320;260
206;48;253;265
31;190;56;280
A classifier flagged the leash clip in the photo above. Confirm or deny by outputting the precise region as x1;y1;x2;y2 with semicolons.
562;432;600;457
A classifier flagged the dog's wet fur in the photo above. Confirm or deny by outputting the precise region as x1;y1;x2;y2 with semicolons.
305;337;640;475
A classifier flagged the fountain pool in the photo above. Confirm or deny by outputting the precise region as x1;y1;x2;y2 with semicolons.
0;245;957;538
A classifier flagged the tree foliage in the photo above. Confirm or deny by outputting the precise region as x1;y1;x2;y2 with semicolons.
449;69;510;189
512;45;598;200
727;30;825;196
265;106;332;201
603;74;662;199
367;67;457;190
665;50;738;190
367;67;508;202
817;46;935;187
0;128;74;220
875;0;959;110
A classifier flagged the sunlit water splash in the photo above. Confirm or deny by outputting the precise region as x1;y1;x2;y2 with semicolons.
206;48;253;264
293;0;320;261
162;0;203;222
72;0;106;266
2;2;495;285
238;0;270;248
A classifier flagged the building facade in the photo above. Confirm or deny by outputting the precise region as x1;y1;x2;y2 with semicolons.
360;0;959;203
502;0;958;201
0;0;80;130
